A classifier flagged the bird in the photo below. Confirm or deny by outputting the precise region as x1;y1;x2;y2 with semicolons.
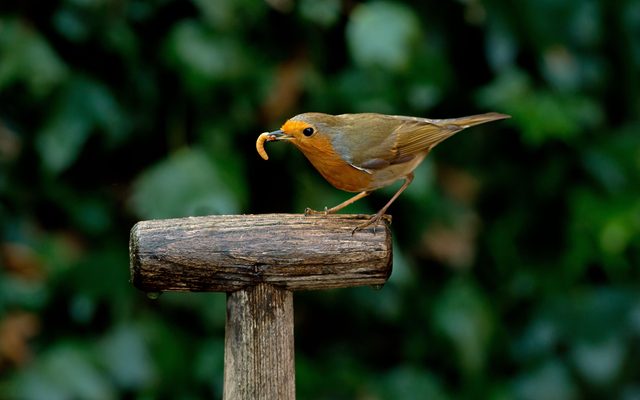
256;111;510;232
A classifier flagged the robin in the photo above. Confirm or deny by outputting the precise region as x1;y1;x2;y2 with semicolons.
257;112;509;232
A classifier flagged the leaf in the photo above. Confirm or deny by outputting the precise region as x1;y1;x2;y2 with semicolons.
192;0;268;31
52;8;90;42
477;69;603;145
570;337;624;387
346;2;421;71
0;18;68;97
375;366;449;400
0;274;48;311
36;110;91;174
5;343;116;400
433;278;494;376
485;18;518;72
512;315;560;362
541;46;581;92
98;325;156;390
512;360;577;400
164;20;247;89
130;147;242;219
299;0;342;27
36;77;126;173
194;338;224;391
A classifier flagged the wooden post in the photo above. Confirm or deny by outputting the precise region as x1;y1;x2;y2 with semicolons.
224;284;294;399
129;214;392;400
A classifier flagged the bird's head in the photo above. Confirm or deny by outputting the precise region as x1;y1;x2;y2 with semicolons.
267;113;340;156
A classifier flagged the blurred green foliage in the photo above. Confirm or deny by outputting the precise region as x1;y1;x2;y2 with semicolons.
1;0;639;399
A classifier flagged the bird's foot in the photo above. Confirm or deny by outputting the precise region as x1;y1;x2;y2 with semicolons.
351;213;391;235
304;206;330;216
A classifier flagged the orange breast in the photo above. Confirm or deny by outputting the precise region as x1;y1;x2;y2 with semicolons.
293;134;373;192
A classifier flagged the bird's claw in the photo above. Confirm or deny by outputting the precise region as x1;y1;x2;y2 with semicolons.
304;207;391;235
352;218;376;235
304;206;330;216
351;214;391;235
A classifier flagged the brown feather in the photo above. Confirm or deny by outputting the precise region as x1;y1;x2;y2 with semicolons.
388;112;510;158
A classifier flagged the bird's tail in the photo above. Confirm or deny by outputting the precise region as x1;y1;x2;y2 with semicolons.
439;112;511;129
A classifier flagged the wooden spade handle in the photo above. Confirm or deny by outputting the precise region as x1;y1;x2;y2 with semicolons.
130;214;392;292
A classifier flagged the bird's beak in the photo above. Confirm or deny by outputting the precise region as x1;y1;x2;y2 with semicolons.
268;130;293;141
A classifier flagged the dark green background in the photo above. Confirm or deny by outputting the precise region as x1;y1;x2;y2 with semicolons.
1;0;639;399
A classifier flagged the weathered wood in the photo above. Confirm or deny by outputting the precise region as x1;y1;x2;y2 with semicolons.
129;213;394;400
223;283;294;400
130;214;392;292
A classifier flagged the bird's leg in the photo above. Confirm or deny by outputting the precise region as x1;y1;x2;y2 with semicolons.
353;173;414;234
304;190;371;215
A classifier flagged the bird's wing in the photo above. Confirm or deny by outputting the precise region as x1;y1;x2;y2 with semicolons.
345;116;461;171
387;112;510;157
389;118;463;157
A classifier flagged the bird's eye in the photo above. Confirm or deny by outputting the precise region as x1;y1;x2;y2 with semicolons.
302;127;314;137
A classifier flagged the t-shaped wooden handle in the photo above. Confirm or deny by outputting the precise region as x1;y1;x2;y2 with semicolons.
129;213;392;400
129;214;392;292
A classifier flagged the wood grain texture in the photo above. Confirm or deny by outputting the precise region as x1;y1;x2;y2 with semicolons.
223;283;294;400
130;214;392;292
